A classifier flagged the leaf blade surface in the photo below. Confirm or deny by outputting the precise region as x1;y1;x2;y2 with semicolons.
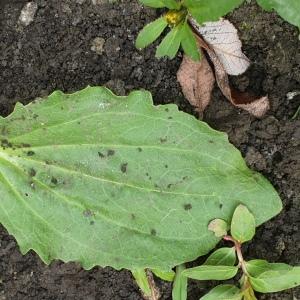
0;87;282;270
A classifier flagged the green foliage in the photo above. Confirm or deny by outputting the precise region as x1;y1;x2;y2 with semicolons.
231;205;256;243
0;86;281;273
132;269;152;297
175;204;300;300
200;284;243;300
137;0;300;60
204;247;236;266
152;268;175;281
256;0;300;28
246;260;300;293
135;17;168;49
182;265;238;281
172;264;188;300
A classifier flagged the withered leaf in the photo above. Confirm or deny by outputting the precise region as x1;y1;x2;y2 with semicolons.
177;19;270;118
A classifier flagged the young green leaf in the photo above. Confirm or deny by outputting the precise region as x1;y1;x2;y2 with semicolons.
246;260;300;293
231;205;256;243
182;265;238;281
172;264;188;300
181;21;200;61
132;269;152;297
256;0;300;28
200;284;242;300
204;247;236;266
136;17;168;49
156;23;183;58
208;218;229;237
0;87;282;271
184;0;244;24
245;259;290;276
152;268;175;282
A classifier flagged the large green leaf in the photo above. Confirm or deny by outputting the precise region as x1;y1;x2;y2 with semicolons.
0;87;281;271
256;0;300;28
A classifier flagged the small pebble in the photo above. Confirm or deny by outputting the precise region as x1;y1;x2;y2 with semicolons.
91;37;106;55
18;2;38;27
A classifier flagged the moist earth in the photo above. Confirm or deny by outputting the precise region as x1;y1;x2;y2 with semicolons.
0;0;299;299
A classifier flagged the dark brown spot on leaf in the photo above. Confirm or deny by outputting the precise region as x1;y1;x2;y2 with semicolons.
98;152;105;158
29;168;36;177
184;203;192;210
151;229;156;236
51;177;58;185
107;149;115;156
121;163;128;173
160;137;167;143
83;209;95;218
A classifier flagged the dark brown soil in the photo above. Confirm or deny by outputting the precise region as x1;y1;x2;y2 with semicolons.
0;0;299;299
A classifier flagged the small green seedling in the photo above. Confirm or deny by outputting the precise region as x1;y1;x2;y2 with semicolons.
136;0;300;60
170;204;300;300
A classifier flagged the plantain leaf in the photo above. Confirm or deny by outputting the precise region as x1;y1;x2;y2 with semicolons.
200;284;242;300
0;86;282;271
204;247;236;266
182;265;238;281
256;0;300;28
184;0;244;24
136;17;168;49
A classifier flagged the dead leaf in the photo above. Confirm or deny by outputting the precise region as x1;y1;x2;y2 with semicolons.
177;19;270;118
190;19;250;75
177;52;215;116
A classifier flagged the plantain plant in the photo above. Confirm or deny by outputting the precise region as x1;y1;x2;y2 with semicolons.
0;86;299;299
136;0;300;60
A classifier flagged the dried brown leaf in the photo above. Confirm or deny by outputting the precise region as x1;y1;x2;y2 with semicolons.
190;19;250;75
177;52;215;116
177;19;270;118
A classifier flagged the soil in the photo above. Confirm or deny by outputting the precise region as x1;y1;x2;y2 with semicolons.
0;0;299;299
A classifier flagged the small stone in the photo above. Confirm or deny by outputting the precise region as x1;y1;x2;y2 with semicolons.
18;2;38;27
91;37;105;55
